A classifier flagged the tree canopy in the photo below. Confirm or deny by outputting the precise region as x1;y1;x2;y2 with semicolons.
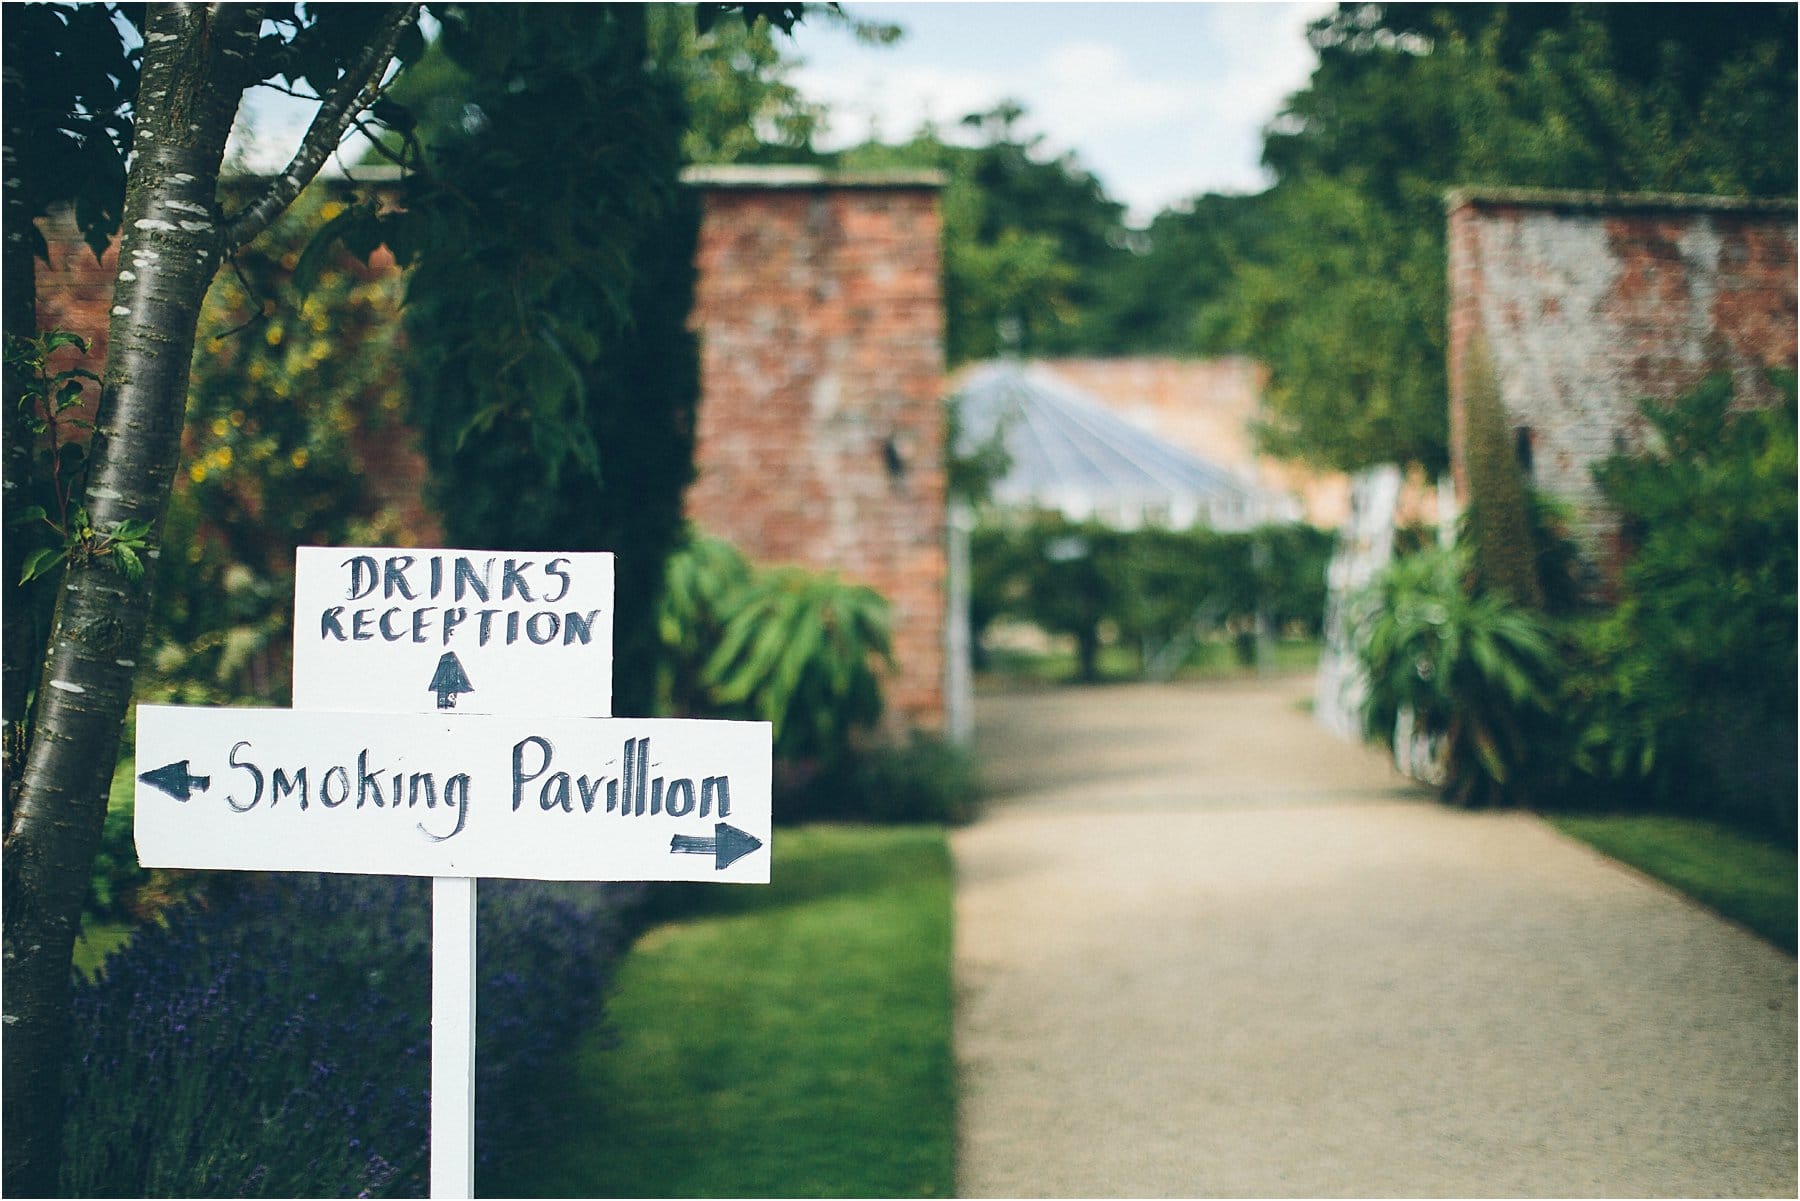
2;5;811;1191
836;102;1131;364
1110;2;1797;475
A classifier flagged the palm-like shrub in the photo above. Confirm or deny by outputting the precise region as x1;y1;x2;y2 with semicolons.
657;535;894;765
1356;545;1556;806
703;564;894;764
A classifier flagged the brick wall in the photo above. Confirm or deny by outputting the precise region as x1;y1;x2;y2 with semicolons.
35;169;953;733
1446;188;1797;588
684;167;949;733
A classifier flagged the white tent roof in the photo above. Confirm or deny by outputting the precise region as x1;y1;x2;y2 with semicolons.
951;361;1291;530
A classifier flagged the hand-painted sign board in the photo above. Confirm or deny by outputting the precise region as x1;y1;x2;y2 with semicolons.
135;705;771;883
290;547;614;717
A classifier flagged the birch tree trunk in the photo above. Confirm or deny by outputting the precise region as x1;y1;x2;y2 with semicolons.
1;8;259;1192
3;31;41;801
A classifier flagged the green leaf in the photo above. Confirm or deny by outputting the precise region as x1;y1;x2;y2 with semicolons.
8;505;48;527
371;95;416;134
40;330;90;357
294;201;381;294
20;545;68;584
113;543;143;584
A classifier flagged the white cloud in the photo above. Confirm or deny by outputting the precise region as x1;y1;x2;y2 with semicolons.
793;2;1331;221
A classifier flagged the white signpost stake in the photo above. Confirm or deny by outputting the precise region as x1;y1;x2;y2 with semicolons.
136;548;771;1200
297;548;609;1200
430;876;477;1197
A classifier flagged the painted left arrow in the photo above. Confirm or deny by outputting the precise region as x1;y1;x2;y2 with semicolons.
138;760;210;802
669;822;764;870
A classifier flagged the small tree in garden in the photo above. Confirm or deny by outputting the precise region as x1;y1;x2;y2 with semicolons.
4;11;423;1188
3;5;816;1190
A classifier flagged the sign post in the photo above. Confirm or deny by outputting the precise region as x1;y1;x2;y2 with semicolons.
136;548;771;1198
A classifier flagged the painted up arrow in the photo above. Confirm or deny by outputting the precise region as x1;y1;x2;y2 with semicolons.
138;760;211;802
428;651;474;710
669;822;764;870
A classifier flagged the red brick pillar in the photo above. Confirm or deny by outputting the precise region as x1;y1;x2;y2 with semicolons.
684;166;949;734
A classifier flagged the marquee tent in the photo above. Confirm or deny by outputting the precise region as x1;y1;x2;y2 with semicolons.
950;360;1295;530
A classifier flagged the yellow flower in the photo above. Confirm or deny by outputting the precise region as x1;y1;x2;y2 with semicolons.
290;447;310;469
189;463;208;483
210;417;229;438
211;446;233;469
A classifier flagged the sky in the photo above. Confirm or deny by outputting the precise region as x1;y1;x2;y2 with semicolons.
787;3;1332;222
234;3;1331;228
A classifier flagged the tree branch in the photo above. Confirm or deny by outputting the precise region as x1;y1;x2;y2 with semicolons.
222;2;420;253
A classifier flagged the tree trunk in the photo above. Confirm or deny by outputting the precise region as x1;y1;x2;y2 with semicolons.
1;7;259;1193
3;15;42;819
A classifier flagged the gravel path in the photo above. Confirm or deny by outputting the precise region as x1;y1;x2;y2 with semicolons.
954;677;1796;1198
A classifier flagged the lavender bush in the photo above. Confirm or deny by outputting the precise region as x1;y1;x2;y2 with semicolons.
62;873;640;1197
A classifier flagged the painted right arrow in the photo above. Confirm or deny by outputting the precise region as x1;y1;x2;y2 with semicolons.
670;821;764;870
138;760;211;802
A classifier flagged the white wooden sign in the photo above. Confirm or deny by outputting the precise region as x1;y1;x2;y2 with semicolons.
135;706;771;883
291;547;614;716
139;545;769;1199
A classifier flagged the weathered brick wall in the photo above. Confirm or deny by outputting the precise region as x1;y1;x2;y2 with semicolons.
35;219;119;381
1447;188;1797;587
685;167;949;733
35;169;952;732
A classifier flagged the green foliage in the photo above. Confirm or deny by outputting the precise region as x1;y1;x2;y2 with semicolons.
647;4;826;164
1104;4;1795;475
790;732;983;826
1460;335;1542;607
973;515;1333;682
4;2;140;261
702;566;893;763
1551;814;1796;950
388;6;698;717
84;760;142;925
657;536;895;766
486;824;956;1199
142;191;408;705
1083;193;1275;355
1560;372;1797;833
5;330;153;586
837;101;1130;364
1217;175;1452;476
1356;544;1557;806
656;531;756;717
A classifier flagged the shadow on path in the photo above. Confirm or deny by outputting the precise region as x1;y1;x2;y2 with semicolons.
954;676;1797;1198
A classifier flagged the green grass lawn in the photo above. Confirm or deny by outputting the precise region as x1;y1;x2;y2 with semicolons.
71;922;132;980
482;823;956;1199
1550;814;1796;952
